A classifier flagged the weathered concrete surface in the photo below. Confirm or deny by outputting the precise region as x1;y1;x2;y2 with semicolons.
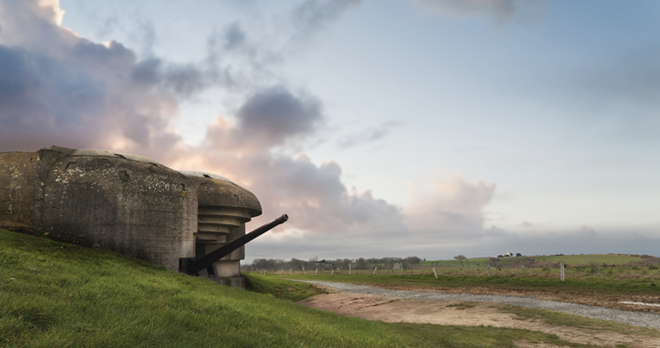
41;147;197;270
180;171;261;215
1;146;197;270
0;151;37;228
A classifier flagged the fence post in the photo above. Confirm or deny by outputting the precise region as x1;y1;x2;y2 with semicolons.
560;261;565;281
373;267;378;275
487;264;490;277
332;269;334;275
433;267;438;278
280;269;283;276
315;269;318;274
349;264;351;275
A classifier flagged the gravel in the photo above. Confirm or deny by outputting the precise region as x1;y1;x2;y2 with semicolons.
293;280;660;330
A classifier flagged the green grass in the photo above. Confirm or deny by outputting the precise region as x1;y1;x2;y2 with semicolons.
421;258;491;268
284;270;660;296
244;272;327;301
421;254;641;269
0;229;600;348
527;254;641;265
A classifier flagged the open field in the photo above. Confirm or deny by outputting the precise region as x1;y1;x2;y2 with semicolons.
420;254;643;269
1;229;600;348
421;258;493;268
527;254;643;265
280;267;660;295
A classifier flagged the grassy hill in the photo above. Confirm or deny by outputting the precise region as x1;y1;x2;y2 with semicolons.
0;229;591;348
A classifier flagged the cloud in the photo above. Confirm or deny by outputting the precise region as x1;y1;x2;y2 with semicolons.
404;176;496;238
178;88;405;234
242;156;404;234
130;19;157;57
337;121;402;149
236;86;325;148
0;0;228;159
484;225;509;237
519;221;547;230
0;0;407;238
575;225;597;237
290;0;363;43
414;0;550;23
222;22;247;51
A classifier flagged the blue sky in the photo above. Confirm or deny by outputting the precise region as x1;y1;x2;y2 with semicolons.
1;0;659;262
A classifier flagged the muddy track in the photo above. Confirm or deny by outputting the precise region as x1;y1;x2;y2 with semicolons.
299;292;660;348
295;281;660;348
379;284;660;314
294;280;660;329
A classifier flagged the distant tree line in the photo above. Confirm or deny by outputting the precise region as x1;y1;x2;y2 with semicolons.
242;256;422;271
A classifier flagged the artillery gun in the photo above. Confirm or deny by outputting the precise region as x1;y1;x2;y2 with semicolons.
179;214;288;276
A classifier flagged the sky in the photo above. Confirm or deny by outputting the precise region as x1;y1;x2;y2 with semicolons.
0;0;658;262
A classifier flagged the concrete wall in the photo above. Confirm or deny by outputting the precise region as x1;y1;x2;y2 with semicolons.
0;151;37;228
40;148;197;270
0;146;198;270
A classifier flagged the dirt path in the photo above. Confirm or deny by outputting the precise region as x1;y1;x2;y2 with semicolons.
299;291;660;348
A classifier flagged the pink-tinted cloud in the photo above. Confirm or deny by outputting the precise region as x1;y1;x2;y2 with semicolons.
404;176;496;238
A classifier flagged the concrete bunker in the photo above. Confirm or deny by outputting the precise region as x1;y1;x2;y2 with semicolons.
0;145;272;288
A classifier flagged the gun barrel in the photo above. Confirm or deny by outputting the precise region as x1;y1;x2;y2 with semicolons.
183;214;288;275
